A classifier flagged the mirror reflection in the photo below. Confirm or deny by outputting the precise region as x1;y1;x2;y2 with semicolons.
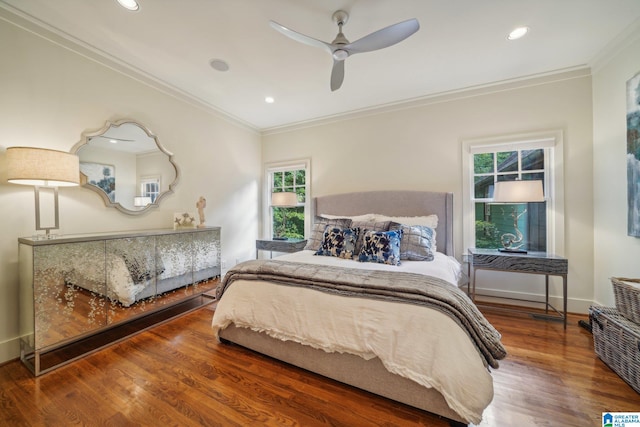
72;120;179;215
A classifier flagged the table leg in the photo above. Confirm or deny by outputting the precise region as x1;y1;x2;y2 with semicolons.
545;275;549;314
563;275;567;330
470;265;476;302
466;259;471;296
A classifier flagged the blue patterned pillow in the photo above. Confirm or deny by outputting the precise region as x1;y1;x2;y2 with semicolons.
358;229;403;266
315;227;360;259
304;217;352;251
389;223;436;261
351;220;391;255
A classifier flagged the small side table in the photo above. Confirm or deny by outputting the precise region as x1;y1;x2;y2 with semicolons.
468;248;568;329
256;238;307;259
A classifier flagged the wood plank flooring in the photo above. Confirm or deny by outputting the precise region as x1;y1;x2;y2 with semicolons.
1;304;638;426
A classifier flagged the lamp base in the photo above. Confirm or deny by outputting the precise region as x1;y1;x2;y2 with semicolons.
499;248;528;254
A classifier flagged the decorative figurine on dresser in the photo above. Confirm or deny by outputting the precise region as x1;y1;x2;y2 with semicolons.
18;227;221;375
196;196;207;228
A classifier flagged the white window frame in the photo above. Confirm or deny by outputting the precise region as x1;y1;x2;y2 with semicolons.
461;130;565;255
140;175;161;203
263;158;311;239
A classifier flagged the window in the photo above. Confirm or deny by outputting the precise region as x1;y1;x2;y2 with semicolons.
140;176;160;202
264;160;310;239
462;131;564;255
473;149;547;251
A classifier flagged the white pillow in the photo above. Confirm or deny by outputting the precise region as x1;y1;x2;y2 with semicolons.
371;214;438;228
319;213;376;221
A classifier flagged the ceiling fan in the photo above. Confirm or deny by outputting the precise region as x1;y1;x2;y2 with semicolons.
91;135;135;142
269;10;420;91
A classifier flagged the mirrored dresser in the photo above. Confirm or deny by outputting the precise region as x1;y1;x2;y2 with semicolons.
18;227;221;375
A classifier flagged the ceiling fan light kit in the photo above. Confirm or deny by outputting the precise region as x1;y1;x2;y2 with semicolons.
270;10;419;91
332;49;349;61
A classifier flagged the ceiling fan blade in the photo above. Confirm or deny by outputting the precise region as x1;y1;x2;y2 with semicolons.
94;135;135;142
330;59;345;92
344;18;419;55
269;20;332;54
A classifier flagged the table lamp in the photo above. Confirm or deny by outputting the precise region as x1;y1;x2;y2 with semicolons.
134;196;152;207
7;147;80;237
492;180;544;253
271;191;298;240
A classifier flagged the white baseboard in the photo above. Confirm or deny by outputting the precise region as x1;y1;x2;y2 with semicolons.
473;286;593;314
0;336;20;365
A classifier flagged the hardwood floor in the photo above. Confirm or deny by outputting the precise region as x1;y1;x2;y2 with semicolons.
1;304;638;426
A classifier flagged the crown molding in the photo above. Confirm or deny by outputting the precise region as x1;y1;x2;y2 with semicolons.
590;17;640;73
261;67;591;136
0;3;259;134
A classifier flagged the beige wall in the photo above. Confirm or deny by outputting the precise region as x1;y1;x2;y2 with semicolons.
263;71;595;313
0;15;262;362
592;31;640;305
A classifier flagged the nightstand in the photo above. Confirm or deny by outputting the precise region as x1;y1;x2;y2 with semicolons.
468;248;568;329
256;238;307;259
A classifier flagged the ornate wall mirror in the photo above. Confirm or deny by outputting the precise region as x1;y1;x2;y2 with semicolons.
71;119;179;215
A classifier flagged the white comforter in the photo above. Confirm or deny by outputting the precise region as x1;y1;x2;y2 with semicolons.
211;251;493;424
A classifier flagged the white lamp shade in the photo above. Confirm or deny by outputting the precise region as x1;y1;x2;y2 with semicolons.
7;147;80;187
271;191;298;207
493;180;544;203
134;196;152;207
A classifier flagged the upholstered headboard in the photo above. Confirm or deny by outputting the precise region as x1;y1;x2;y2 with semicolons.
313;190;454;256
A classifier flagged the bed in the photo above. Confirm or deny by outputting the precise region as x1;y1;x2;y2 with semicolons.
211;190;505;425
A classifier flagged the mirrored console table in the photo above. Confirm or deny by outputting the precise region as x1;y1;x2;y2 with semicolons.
18;227;221;375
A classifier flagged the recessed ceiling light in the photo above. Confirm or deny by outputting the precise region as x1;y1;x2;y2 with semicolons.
209;59;229;72
116;0;139;11
265;96;275;104
507;26;529;40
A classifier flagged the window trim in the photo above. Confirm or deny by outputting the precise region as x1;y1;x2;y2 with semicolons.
263;158;311;240
462;130;565;255
139;175;161;203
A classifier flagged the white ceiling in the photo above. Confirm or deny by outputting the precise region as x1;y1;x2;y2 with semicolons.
2;0;640;131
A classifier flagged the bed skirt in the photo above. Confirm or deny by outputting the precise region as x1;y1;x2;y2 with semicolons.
218;324;466;424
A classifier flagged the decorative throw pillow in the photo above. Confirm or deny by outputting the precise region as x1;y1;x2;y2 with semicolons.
351;220;391;255
304;217;352;251
358;229;403;266
389;223;436;261
315;227;360;259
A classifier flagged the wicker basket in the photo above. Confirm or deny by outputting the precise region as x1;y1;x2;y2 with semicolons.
611;277;640;324
590;305;640;393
